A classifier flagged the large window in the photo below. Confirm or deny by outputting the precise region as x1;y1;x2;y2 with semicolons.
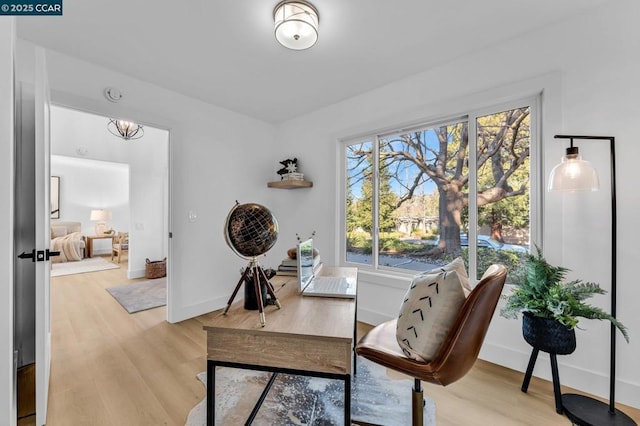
343;99;538;283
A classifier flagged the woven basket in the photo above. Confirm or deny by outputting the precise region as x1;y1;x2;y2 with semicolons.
522;312;576;355
145;257;167;279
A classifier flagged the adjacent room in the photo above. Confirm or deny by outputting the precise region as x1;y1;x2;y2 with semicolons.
3;0;640;425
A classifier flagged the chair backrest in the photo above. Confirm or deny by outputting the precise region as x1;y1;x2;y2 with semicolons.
426;264;507;386
114;232;129;246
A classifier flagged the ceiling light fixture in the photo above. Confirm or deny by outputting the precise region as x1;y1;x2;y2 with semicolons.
273;0;319;50
107;118;144;141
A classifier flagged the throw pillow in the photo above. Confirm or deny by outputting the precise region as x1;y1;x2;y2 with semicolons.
396;270;466;362
423;257;471;294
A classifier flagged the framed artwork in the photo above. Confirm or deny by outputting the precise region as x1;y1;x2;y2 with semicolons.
51;176;60;219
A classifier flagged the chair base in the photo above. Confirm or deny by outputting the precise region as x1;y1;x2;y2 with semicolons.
352;378;426;426
412;378;424;426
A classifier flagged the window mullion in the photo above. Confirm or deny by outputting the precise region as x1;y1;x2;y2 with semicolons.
468;117;478;282
372;137;380;270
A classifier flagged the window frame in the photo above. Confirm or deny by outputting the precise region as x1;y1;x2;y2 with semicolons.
339;95;541;283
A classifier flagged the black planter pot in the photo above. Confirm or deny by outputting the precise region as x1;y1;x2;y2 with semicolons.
522;312;576;355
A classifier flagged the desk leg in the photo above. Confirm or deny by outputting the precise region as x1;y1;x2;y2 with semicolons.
344;374;351;425
207;361;215;426
87;238;93;258
353;296;358;377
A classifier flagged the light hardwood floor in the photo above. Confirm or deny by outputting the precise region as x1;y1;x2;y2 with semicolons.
42;256;639;425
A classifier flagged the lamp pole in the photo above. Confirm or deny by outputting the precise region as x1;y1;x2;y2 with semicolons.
552;135;636;426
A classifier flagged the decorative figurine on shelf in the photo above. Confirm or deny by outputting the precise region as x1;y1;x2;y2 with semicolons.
277;158;298;179
276;158;305;181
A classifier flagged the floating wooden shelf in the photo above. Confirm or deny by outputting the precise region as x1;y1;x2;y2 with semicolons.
267;180;313;189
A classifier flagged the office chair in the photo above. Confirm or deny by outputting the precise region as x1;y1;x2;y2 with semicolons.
355;264;507;425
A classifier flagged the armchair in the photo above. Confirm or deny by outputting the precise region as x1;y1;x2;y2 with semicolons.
111;232;129;263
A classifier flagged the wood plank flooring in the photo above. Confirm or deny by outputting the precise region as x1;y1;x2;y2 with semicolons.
44;255;639;425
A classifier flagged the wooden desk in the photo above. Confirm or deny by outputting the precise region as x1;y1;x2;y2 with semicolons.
203;266;357;425
85;235;112;258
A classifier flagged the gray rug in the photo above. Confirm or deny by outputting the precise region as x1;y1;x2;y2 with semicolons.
185;358;436;425
106;278;166;313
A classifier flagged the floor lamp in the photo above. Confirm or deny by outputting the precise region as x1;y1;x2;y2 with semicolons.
548;135;636;426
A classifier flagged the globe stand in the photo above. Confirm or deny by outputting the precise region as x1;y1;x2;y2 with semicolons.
223;258;281;326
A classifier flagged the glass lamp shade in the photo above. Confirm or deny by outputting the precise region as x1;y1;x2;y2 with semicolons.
274;1;319;50
548;153;599;192
108;118;144;140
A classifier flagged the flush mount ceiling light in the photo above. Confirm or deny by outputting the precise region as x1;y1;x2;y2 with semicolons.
107;118;144;141
273;0;319;50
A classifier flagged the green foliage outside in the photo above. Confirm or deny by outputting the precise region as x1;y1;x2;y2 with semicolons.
459;247;527;285
500;247;629;341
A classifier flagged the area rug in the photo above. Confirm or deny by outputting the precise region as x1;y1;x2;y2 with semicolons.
106;277;166;314
51;257;120;277
185;358;436;425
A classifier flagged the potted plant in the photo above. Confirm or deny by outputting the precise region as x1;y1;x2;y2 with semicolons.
501;246;628;354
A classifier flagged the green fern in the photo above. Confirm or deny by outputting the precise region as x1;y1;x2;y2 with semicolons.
500;245;629;343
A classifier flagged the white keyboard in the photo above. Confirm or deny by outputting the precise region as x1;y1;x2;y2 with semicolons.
312;276;347;291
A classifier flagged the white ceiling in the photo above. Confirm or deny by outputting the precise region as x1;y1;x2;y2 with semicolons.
17;0;609;124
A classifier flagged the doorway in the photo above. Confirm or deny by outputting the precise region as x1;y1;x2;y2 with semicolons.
50;105;170;281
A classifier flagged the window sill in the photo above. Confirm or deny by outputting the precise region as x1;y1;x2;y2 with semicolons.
346;262;517;295
342;264;413;290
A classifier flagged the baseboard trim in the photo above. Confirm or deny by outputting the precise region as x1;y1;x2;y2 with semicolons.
168;295;228;323
127;268;145;279
479;341;640;409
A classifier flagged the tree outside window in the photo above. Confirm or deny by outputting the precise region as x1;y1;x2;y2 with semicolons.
345;102;535;283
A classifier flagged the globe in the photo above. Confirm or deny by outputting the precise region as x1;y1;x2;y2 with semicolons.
224;202;279;259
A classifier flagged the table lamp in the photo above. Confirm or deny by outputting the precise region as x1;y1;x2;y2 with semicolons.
90;209;112;235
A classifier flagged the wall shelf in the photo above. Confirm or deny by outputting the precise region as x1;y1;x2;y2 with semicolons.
267;180;313;189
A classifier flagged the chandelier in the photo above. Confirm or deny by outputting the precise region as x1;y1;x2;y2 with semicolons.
107;119;144;141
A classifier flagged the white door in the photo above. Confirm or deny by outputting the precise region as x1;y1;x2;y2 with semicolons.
34;47;52;426
14;43;51;425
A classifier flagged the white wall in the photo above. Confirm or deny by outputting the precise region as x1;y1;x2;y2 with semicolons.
35;46;277;323
51;155;130;254
50;105;169;277
271;0;640;408
0;18;16;426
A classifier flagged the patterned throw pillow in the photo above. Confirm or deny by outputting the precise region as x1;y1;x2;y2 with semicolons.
396;270;466;362
424;256;470;294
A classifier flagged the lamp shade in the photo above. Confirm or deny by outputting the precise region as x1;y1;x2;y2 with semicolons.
274;0;319;50
90;209;112;221
548;149;599;192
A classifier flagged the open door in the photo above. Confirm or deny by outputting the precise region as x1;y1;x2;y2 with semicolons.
34;45;52;426
14;43;51;425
